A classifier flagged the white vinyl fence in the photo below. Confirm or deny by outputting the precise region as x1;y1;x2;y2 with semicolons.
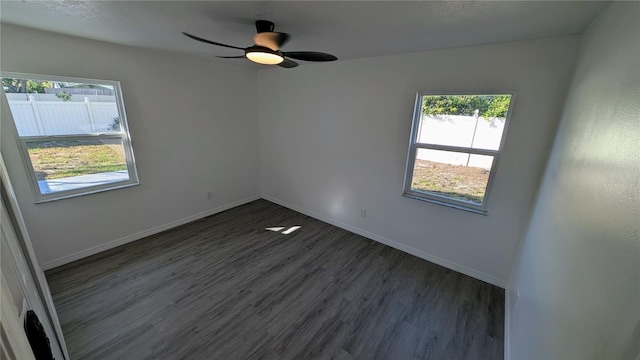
7;95;119;136
417;114;506;169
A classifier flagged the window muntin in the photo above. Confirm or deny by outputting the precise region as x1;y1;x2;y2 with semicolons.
403;93;513;214
2;72;138;202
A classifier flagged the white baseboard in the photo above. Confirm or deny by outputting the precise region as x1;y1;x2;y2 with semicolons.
41;195;261;270
504;290;511;360
262;194;507;288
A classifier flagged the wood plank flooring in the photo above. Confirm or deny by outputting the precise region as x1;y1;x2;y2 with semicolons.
46;200;504;360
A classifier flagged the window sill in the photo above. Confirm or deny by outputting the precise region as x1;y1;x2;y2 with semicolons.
402;192;488;215
34;181;139;204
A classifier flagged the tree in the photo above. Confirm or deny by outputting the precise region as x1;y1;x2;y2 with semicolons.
55;91;72;101
422;95;511;119
2;78;29;93
2;78;53;93
483;95;511;118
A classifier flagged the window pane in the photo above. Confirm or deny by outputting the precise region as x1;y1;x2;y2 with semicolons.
24;138;129;194
411;148;494;205
418;95;511;150
3;77;121;136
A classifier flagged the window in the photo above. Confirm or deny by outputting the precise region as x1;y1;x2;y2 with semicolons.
403;93;514;214
1;72;138;202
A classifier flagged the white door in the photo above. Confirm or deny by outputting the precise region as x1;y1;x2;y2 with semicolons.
1;89;68;358
1;278;35;360
1;213;37;360
0;186;66;359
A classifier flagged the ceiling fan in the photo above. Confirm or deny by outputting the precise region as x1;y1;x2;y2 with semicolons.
183;20;337;68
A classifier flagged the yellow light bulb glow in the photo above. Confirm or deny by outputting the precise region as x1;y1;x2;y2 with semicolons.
245;46;284;65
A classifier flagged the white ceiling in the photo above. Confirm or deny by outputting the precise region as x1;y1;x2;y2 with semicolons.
0;1;608;65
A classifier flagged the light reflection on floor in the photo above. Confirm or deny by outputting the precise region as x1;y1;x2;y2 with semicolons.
265;226;301;235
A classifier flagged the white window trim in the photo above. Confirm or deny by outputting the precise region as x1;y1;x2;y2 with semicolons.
1;72;139;203
402;91;515;215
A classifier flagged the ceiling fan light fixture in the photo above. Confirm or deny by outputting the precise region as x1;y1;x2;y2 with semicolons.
184;21;337;69
245;46;284;65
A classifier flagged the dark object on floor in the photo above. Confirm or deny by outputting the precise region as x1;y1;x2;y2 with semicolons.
24;310;55;360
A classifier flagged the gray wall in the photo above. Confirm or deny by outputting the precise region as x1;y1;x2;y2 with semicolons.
508;3;640;358
0;24;261;268
257;36;580;285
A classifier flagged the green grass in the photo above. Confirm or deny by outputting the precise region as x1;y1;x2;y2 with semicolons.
27;139;126;180
411;159;489;204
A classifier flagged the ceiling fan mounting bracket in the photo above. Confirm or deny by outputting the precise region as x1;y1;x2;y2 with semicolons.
255;20;275;33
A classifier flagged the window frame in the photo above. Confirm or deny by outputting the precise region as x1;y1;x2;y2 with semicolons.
402;91;515;215
1;72;139;203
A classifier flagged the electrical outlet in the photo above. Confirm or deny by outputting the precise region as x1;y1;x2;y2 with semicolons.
206;191;213;200
360;208;366;217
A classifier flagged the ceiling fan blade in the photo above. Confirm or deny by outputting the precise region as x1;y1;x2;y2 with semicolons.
278;59;299;68
183;32;245;50
283;51;337;62
216;55;246;59
254;32;290;50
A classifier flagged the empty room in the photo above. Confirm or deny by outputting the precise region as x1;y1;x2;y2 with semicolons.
0;1;638;359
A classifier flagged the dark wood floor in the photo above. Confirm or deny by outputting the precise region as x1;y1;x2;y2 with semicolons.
46;200;504;360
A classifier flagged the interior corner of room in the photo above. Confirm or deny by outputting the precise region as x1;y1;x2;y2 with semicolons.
0;1;638;359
